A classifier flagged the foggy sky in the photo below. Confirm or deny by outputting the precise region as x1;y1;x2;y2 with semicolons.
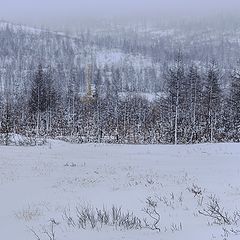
1;0;240;25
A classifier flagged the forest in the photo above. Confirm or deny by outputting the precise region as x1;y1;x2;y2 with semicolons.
0;20;240;145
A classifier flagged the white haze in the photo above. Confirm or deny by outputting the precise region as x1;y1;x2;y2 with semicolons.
1;0;240;26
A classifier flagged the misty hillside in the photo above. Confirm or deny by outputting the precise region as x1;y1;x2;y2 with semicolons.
1;19;240;95
1;19;240;90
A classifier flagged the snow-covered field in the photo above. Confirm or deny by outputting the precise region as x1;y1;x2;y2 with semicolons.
0;141;240;240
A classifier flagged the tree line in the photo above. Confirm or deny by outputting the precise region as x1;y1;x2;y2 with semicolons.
0;54;239;145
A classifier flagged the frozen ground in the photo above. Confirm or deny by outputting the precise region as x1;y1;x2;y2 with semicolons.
0;141;240;240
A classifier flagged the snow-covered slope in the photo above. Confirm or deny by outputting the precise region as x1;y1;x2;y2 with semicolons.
0;141;239;240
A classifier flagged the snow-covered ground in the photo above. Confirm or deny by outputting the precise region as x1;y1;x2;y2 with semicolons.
96;49;153;68
0;141;240;240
